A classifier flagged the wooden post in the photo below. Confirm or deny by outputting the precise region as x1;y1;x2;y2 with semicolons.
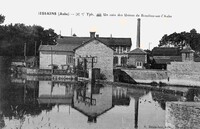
135;98;139;128
24;42;27;67
51;47;53;74
35;41;37;56
91;57;94;83
84;58;87;78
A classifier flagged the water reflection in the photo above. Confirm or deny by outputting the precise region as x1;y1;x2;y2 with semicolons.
1;72;200;128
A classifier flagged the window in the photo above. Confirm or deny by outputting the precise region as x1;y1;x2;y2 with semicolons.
119;46;122;53
113;57;118;65
121;57;127;66
123;47;126;52
185;53;190;59
136;62;142;68
68;55;73;63
136;62;141;66
93;57;97;63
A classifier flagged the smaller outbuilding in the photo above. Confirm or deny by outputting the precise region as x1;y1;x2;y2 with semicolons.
127;48;147;68
39;44;78;70
180;45;195;62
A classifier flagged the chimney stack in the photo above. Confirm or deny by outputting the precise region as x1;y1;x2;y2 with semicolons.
136;18;141;48
90;32;96;38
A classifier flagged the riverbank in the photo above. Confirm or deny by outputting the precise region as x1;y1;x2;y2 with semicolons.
97;80;186;96
120;68;200;87
135;79;200;87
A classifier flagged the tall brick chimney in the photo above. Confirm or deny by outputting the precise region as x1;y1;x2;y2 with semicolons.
136;18;141;48
90;32;96;38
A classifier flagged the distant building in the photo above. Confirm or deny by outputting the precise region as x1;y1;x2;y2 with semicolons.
151;47;181;69
128;48;147;68
180;45;195;62
74;38;114;81
57;32;132;67
127;18;147;69
167;45;200;82
38;44;78;70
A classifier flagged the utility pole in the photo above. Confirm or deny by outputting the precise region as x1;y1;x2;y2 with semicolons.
24;42;27;67
51;47;53;74
35;41;37;56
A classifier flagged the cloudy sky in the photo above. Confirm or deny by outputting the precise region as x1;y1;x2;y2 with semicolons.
1;0;200;50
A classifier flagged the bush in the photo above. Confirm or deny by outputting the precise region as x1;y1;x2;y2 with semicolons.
99;73;107;80
143;63;151;69
127;65;136;68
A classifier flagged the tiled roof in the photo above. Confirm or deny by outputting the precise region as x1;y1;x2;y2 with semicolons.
74;38;113;51
128;48;147;55
152;47;181;56
181;46;195;53
170;56;182;62
39;44;80;52
57;36;132;46
153;56;182;64
154;58;171;64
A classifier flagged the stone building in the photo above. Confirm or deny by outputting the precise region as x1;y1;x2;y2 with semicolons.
39;44;79;70
180;45;195;62
57;32;132;67
167;45;200;82
128;48;147;68
151;47;182;69
74;38;114;81
127;18;147;68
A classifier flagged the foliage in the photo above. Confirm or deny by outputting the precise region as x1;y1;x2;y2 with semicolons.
99;73;107;80
159;29;200;52
0;23;57;56
127;65;136;68
0;14;5;24
143;63;151;69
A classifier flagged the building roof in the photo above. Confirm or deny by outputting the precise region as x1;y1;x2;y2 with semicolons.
73;38;114;51
181;45;195;53
39;44;80;52
153;56;182;64
57;36;132;47
128;48;147;55
152;47;181;56
154;58;171;64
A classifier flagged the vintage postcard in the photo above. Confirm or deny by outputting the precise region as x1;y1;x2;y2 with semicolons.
1;0;200;129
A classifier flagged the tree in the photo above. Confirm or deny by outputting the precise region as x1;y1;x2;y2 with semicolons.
0;14;5;24
0;23;58;56
159;29;200;51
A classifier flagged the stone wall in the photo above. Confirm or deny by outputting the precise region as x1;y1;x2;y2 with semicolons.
75;39;114;81
122;69;168;80
166;102;200;129
167;62;200;82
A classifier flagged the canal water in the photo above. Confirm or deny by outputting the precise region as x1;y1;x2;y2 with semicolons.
0;69;200;128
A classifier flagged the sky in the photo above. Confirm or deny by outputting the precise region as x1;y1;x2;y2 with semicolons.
1;0;200;50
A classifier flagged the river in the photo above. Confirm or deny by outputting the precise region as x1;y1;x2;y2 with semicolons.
0;65;200;129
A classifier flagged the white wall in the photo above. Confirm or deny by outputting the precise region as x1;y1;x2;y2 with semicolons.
39;51;74;69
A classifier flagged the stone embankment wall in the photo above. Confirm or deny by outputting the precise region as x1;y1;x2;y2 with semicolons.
167;62;200;82
166;102;200;129
121;68;168;81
